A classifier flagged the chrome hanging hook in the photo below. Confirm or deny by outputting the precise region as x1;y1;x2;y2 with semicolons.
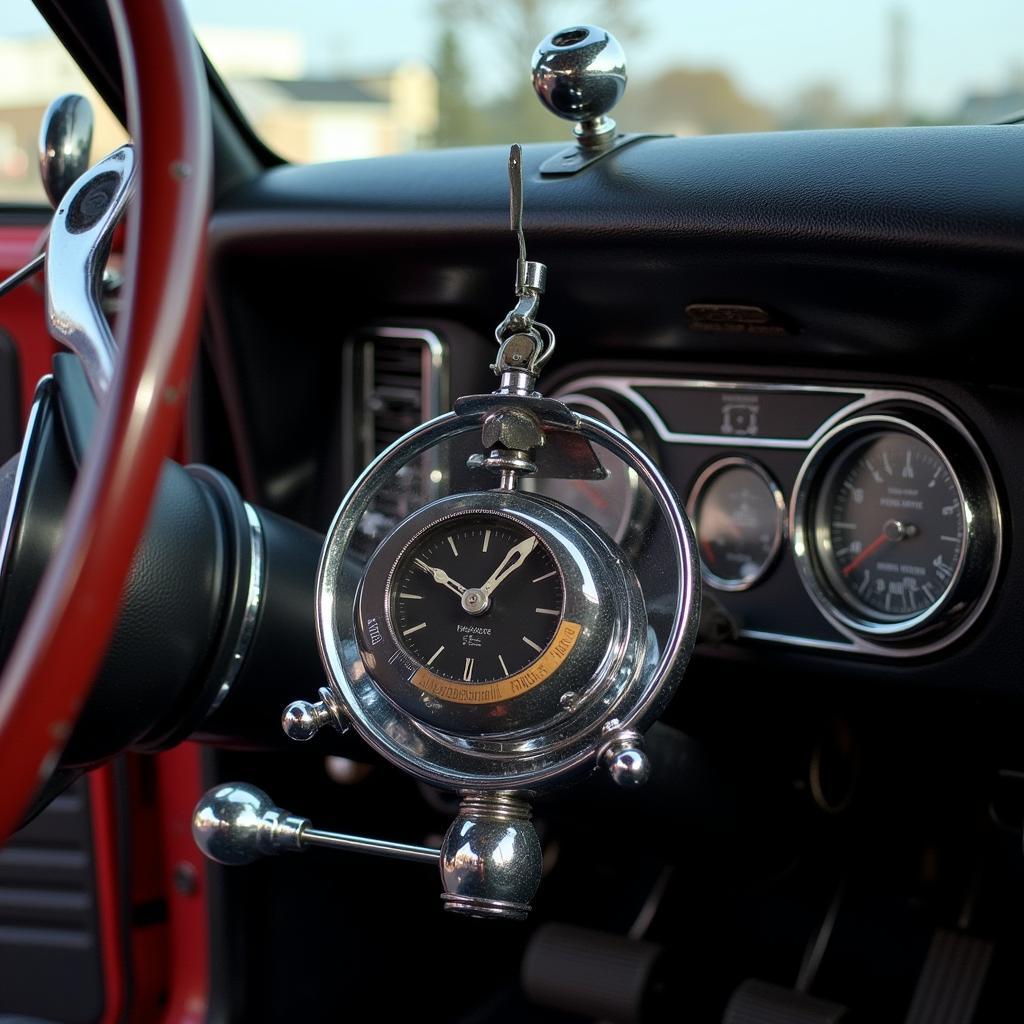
494;144;555;391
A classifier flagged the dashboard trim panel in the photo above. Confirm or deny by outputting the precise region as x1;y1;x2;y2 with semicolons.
550;374;1004;658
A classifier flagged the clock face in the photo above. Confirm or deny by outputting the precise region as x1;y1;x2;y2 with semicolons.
390;515;564;684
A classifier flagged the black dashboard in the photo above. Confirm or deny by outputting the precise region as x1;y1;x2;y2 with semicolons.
198;126;1024;703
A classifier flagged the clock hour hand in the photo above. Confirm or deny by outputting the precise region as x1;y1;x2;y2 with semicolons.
414;558;467;597
480;537;538;596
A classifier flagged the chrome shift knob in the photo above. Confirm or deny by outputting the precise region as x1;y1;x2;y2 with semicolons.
531;25;626;148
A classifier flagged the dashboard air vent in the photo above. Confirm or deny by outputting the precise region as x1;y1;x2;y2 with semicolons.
343;327;449;523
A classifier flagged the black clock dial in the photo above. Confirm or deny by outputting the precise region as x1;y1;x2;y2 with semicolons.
390;515;564;683
815;431;966;622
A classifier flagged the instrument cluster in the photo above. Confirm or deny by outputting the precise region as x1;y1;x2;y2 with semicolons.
529;376;1002;657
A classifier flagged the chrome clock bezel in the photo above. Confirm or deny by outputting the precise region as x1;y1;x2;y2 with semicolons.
790;409;1002;652
315;404;700;792
686;455;786;593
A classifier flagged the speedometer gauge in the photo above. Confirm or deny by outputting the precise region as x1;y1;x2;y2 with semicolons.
816;432;965;622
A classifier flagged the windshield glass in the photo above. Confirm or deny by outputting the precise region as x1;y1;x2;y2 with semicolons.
181;0;1024;163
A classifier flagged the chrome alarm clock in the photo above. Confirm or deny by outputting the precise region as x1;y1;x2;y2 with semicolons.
196;137;701;922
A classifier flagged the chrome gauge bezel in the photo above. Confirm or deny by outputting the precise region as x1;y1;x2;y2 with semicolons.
790;408;1002;653
315;405;700;792
524;390;653;551
686;456;786;592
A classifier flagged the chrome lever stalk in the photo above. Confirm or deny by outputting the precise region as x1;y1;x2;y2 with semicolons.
192;783;439;866
192;783;543;919
45;144;136;398
0;253;45;300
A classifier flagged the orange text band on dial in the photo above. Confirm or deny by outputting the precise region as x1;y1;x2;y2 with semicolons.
409;621;582;705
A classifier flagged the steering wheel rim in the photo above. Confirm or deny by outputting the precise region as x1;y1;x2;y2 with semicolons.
0;0;211;838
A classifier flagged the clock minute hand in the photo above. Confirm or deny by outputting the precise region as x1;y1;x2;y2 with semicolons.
480;537;538;596
414;558;467;597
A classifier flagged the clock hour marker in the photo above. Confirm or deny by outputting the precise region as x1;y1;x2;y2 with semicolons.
447;536;459;557
399;592;422;599
523;636;542;653
498;654;509;675
403;622;427;636
535;608;559;616
427;646;444;666
532;570;556;583
463;657;474;681
482;529;491;553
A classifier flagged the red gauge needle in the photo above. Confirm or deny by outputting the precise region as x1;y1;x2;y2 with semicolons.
841;532;890;577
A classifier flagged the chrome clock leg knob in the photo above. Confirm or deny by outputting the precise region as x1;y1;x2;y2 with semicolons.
598;727;651;787
281;685;348;742
192;783;307;866
440;793;543;921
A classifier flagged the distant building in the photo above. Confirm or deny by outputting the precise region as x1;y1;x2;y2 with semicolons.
0;27;439;205
227;64;438;163
0;34;126;203
197;25;438;163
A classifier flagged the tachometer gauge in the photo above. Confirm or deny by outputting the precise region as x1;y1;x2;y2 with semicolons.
791;410;1002;650
815;432;964;622
688;457;785;591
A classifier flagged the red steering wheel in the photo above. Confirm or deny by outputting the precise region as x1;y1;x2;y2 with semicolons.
0;0;211;837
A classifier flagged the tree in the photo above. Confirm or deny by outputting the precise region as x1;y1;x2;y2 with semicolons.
435;27;479;146
782;82;849;131
618;67;775;136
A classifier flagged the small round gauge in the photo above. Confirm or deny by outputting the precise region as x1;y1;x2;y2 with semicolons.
524;392;646;545
390;515;564;684
687;457;785;591
812;429;965;627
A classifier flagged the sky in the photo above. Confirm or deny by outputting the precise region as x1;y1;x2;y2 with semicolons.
7;0;1024;118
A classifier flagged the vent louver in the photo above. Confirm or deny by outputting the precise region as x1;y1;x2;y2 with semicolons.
343;328;448;525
